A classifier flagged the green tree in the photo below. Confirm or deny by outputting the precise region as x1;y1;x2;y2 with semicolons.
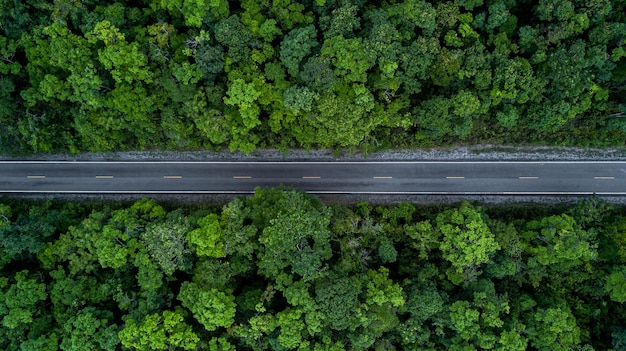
295;86;378;147
495;330;528;351
437;202;500;279
399;275;445;347
528;305;582;351
348;267;405;348
321;4;361;39
528;40;599;132
405;220;441;260
258;191;332;281
257;0;312;31
523;214;597;272
300;56;337;92
386;0;437;37
87;20;153;84
153;0;221;27
214;15;254;64
450;90;480;137
178;281;236;331
0;270;47;330
0;35;21;75
220;197;259;276
414;96;454;139
486;0;511;33
605;266;626;303
0;201;75;259
141;210;193;276
315;275;362;331
280;25;318;78
429;47;463;87
449;280;512;349
60;308;119;351
185;89;229;145
283;85;319;113
38;210;111;275
490;56;541;106
119;309;199;350
321;35;375;83
396;37;439;95
187;213;226;258
133;249;168;314
48;267;110;322
274;307;308;349
223;77;262;152
377;236;397;264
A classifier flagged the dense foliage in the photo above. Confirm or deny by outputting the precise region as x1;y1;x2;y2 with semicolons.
1;189;626;350
1;0;625;154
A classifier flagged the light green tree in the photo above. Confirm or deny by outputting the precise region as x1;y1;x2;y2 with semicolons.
605;265;626;303
528;306;581;351
87;21;153;84
321;35;375;83
223;77;262;152
178;281;236;331
437;202;500;276
523;214;597;272
119;309;199;350
154;0;227;27
187;213;226;258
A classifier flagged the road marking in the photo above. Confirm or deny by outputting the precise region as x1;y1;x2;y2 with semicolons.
163;175;183;179
518;176;539;179
95;175;114;179
26;175;46;179
302;176;321;179
373;176;393;179
233;176;252;179
446;176;465;179
594;176;614;180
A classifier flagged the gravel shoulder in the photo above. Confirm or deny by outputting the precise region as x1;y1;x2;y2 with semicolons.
3;144;626;161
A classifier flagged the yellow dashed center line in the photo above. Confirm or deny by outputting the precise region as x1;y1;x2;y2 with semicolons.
163;175;183;179
27;175;46;179
95;175;114;179
233;176;252;179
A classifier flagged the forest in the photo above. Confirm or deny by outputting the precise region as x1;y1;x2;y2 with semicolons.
0;0;625;154
1;189;626;350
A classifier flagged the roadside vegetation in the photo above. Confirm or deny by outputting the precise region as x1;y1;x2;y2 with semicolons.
1;189;626;350
1;0;625;154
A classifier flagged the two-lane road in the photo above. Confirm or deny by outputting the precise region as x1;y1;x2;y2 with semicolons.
1;161;625;195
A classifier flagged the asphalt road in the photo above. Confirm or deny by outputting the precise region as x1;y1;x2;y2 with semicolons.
0;161;625;195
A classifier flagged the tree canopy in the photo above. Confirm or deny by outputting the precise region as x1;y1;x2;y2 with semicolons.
1;191;625;350
0;0;624;154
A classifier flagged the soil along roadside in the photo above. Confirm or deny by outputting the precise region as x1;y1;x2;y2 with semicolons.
2;145;626;162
